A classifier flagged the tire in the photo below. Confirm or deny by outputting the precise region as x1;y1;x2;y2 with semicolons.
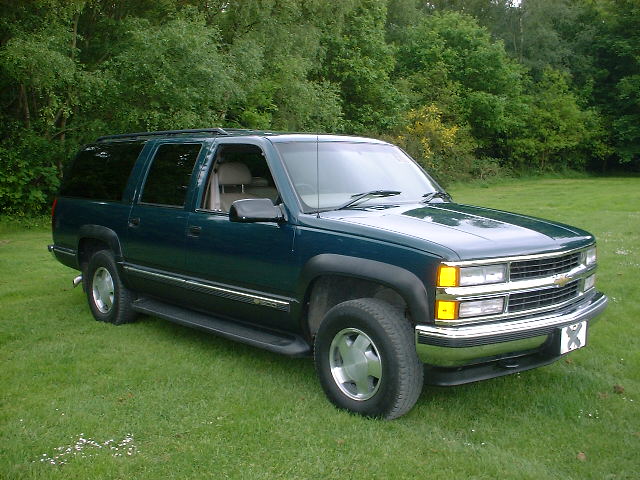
85;250;136;325
314;298;423;419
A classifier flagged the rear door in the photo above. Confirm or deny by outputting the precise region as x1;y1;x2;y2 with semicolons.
124;141;206;295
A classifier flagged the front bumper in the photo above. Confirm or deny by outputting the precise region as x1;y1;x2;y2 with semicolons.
415;291;608;382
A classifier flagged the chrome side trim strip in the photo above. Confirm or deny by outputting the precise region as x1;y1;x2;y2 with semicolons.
123;265;290;312
184;280;290;310
49;245;77;258
126;266;180;284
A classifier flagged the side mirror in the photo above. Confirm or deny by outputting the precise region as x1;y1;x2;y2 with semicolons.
229;198;285;223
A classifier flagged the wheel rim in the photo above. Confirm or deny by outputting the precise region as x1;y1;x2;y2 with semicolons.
92;267;114;314
329;328;382;401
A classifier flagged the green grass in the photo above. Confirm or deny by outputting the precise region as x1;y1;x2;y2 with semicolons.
1;177;639;479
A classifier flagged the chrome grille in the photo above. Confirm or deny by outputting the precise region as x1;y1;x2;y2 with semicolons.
510;253;580;281
508;281;579;313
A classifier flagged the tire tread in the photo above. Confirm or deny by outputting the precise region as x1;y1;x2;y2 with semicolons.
314;297;423;419
86;250;136;325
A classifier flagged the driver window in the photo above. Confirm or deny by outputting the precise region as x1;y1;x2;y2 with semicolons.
201;144;280;213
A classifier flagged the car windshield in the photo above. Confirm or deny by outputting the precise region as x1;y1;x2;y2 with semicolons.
275;141;440;211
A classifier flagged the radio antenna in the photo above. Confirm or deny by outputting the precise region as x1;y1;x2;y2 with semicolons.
316;135;320;218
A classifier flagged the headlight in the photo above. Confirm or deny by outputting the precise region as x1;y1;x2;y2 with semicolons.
458;297;505;318
437;264;507;287
585;246;597;266
460;264;506;286
436;297;505;321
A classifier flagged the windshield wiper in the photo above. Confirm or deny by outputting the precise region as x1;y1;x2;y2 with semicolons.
336;190;402;210
421;191;450;203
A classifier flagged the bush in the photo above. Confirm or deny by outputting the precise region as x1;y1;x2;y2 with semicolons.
0;129;64;216
470;156;510;181
393;105;476;185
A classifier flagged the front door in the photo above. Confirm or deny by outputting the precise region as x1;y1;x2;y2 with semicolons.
184;141;297;329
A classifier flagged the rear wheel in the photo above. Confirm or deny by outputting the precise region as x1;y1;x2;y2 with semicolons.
85;250;136;325
314;298;423;419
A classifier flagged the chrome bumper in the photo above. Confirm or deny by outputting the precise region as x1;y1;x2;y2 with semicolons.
415;292;608;367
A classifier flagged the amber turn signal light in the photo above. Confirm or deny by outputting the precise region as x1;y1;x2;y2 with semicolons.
437;265;459;287
436;300;458;320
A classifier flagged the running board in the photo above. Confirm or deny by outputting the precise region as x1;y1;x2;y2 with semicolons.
132;297;311;357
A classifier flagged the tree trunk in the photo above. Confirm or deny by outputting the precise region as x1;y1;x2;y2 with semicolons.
519;13;523;63
56;115;66;175
71;13;79;54
19;84;30;128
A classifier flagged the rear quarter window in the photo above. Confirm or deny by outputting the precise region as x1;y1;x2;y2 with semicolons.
59;142;145;201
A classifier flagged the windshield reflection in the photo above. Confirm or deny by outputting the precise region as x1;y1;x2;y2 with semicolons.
275;141;439;212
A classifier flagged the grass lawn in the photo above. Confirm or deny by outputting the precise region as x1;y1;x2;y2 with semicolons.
1;177;638;479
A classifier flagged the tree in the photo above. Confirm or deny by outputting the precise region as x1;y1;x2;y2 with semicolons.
395;11;526;159
322;0;405;132
211;0;345;131
590;0;640;166
511;69;590;170
94;13;237;133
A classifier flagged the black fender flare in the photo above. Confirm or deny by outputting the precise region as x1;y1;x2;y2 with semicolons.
296;253;431;325
77;225;124;261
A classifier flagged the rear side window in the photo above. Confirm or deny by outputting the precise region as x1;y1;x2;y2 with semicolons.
140;143;202;207
59;142;144;201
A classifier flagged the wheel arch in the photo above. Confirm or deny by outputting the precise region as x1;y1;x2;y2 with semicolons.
297;254;432;337
77;225;124;268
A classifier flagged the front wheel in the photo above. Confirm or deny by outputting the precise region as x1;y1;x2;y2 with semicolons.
85;250;136;325
314;298;423;419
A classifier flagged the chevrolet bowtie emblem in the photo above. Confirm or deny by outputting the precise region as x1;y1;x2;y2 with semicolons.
554;275;572;287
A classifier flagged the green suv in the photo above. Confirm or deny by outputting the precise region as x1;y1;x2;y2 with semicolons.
49;128;608;419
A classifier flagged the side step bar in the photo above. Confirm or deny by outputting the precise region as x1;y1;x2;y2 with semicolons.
132;297;311;357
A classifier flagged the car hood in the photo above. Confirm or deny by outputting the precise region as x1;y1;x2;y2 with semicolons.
317;202;594;260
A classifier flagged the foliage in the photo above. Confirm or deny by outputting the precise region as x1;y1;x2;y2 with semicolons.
393;105;476;184
507;69;593;171
432;0;639;170
395;11;526;163
590;0;640;167
0;127;62;216
217;0;345;131
95;13;237;132
322;0;404;132
0;0;639;214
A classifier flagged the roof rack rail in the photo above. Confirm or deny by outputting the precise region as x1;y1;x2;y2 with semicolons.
96;128;230;142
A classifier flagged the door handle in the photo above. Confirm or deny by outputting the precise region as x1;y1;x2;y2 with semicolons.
188;225;202;236
128;217;140;227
